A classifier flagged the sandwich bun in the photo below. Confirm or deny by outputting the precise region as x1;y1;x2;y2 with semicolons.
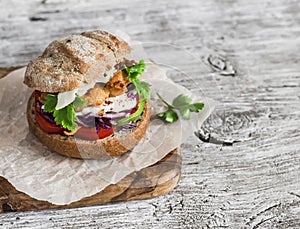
27;93;150;159
24;30;151;159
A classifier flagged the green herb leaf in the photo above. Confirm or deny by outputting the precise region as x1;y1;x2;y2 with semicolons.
118;60;150;125
53;106;77;132
133;80;151;100
189;102;204;112
180;107;190;119
73;96;87;109
126;60;149;100
157;112;165;118
126;60;146;81
118;99;146;126
43;94;86;132
44;94;57;112
157;109;178;123
164;109;179;123
156;93;174;109
156;93;204;123
172;94;192;108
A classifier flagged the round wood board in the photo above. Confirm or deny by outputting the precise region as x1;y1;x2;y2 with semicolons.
0;67;182;213
0;148;181;213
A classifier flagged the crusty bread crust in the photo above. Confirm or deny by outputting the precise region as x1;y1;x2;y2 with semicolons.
24;30;131;93
26;94;150;159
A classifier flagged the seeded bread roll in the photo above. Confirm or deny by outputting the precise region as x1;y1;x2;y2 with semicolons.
24;30;131;93
27;94;150;159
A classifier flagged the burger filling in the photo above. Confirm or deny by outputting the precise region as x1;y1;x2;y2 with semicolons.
33;60;150;141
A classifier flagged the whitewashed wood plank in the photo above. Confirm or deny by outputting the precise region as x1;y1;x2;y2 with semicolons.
0;0;299;228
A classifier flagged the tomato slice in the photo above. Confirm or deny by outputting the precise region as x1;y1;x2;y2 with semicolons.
35;110;65;135
98;126;114;139
74;127;98;140
34;91;114;140
34;92;40;103
130;103;139;114
75;126;114;140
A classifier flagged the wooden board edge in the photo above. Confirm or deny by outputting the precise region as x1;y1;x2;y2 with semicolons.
0;148;181;213
0;66;24;79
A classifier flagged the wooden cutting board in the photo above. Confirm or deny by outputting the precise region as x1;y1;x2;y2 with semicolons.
0;148;181;213
0;67;182;213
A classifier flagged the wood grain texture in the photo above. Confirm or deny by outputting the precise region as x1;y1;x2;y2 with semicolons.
0;148;181;213
0;0;300;228
0;66;23;79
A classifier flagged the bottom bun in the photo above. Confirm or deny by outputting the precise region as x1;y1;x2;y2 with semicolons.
26;93;150;159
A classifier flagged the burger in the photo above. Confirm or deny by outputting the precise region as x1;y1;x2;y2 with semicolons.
24;30;150;159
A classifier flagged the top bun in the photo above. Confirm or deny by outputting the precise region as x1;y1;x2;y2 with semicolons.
24;30;131;93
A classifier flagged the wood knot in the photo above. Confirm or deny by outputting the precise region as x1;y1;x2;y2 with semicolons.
207;54;236;76
2;203;16;213
29;16;48;22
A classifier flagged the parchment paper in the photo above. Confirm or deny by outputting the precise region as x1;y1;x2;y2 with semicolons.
0;64;216;206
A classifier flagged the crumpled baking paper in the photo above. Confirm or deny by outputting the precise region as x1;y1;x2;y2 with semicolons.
0;62;216;206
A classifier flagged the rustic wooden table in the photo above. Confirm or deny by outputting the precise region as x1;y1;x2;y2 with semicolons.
0;0;300;228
